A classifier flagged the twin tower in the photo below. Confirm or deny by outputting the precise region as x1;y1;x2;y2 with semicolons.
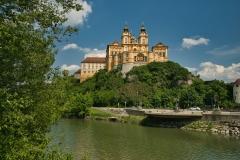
106;23;169;73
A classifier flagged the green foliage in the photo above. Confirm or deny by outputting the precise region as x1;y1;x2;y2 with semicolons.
207;122;213;130
118;115;145;124
127;61;191;87
0;0;83;159
212;108;221;114
88;108;113;117
74;61;236;110
63;93;93;118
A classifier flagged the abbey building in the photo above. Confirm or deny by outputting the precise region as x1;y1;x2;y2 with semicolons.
106;23;168;73
77;23;169;82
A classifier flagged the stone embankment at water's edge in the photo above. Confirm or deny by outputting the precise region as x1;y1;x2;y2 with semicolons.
91;107;240;136
181;119;240;136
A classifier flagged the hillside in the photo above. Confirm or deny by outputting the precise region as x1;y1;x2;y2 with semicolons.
76;61;235;109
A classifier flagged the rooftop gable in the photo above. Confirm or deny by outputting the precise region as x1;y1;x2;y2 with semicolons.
234;78;240;85
153;42;168;47
110;40;121;45
74;69;81;74
81;57;106;63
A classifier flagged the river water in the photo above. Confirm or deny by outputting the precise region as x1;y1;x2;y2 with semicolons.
50;118;240;160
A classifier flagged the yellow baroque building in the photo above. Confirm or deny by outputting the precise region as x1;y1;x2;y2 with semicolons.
80;57;106;82
106;23;168;74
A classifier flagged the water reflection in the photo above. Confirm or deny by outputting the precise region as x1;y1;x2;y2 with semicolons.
50;119;240;160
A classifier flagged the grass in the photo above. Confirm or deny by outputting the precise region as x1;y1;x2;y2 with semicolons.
88;108;113;117
118;115;146;124
212;108;221;114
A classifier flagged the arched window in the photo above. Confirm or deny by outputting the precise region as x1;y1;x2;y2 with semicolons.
136;53;144;61
125;38;128;43
142;38;145;44
134;48;137;51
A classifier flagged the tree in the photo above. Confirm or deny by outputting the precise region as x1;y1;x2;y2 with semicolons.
64;93;93;118
0;0;82;159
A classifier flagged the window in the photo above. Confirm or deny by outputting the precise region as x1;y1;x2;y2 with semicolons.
125;38;128;43
88;71;90;73
142;39;145;44
84;71;86;73
236;84;239;87
134;48;136;51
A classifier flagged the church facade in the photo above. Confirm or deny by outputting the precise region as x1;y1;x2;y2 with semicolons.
106;23;168;73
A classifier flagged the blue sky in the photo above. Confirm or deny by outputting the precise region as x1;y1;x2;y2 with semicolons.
54;0;240;83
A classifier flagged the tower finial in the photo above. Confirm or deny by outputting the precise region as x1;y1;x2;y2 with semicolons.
123;22;129;31
140;22;146;32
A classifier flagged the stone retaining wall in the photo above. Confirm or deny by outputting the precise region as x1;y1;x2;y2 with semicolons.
201;114;240;121
124;108;145;116
182;120;240;137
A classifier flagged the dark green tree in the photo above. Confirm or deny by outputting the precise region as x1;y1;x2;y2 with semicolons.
0;0;83;159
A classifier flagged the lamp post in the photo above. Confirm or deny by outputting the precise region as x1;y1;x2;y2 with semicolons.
125;102;126;108
137;91;138;107
186;81;189;109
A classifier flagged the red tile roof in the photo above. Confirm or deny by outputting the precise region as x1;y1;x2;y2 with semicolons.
74;69;81;74
234;78;240;84
81;57;106;63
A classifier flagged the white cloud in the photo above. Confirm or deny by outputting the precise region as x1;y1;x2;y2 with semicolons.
62;43;79;50
197;62;240;82
63;0;92;26
84;48;106;58
61;64;80;72
185;67;197;72
62;43;106;58
182;37;210;49
206;45;240;56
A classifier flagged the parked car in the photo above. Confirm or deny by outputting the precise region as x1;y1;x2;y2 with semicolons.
189;106;201;111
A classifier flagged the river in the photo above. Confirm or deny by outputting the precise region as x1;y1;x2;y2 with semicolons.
50;118;240;160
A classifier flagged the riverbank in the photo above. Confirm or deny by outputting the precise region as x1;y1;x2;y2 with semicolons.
181;120;240;137
86;107;145;124
88;107;240;137
86;115;145;124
